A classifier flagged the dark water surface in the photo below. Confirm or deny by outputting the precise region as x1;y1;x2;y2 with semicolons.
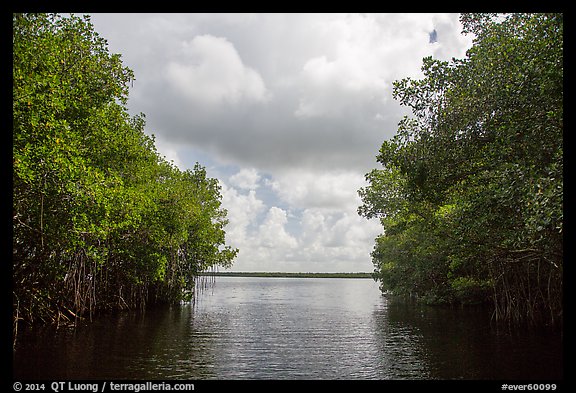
13;277;562;380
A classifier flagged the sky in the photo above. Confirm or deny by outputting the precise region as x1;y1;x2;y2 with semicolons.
89;13;474;273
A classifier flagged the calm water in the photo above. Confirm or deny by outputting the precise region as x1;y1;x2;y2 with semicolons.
13;277;563;380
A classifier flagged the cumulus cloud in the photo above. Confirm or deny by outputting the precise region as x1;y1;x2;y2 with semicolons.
269;170;365;211
220;183;266;245
89;13;473;272
165;34;270;106
294;13;419;119
258;207;298;249
219;167;382;272
229;167;261;190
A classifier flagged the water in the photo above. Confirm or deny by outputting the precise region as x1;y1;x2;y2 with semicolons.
13;277;563;380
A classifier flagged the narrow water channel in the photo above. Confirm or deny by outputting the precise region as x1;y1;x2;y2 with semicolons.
13;277;563;380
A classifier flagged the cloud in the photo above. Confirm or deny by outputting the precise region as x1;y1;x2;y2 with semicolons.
293;14;410;119
89;13;473;272
269;170;366;211
152;135;185;168
258;207;298;249
93;13;459;172
164;34;270;106
220;183;266;246
430;13;475;61
229;167;261;190
221;179;298;271
219;167;382;272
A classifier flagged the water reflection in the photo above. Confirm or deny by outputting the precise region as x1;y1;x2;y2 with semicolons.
382;301;563;379
13;277;562;380
371;306;430;379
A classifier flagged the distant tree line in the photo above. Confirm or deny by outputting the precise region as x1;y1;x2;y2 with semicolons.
13;13;238;333
358;13;562;327
200;272;374;279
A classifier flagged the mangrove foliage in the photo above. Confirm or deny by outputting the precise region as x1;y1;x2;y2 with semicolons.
13;13;238;330
358;13;562;327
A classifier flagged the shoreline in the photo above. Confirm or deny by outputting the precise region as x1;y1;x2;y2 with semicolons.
198;271;374;279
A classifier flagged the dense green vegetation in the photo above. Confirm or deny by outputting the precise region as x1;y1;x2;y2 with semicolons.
13;14;238;331
200;272;374;279
358;14;562;326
